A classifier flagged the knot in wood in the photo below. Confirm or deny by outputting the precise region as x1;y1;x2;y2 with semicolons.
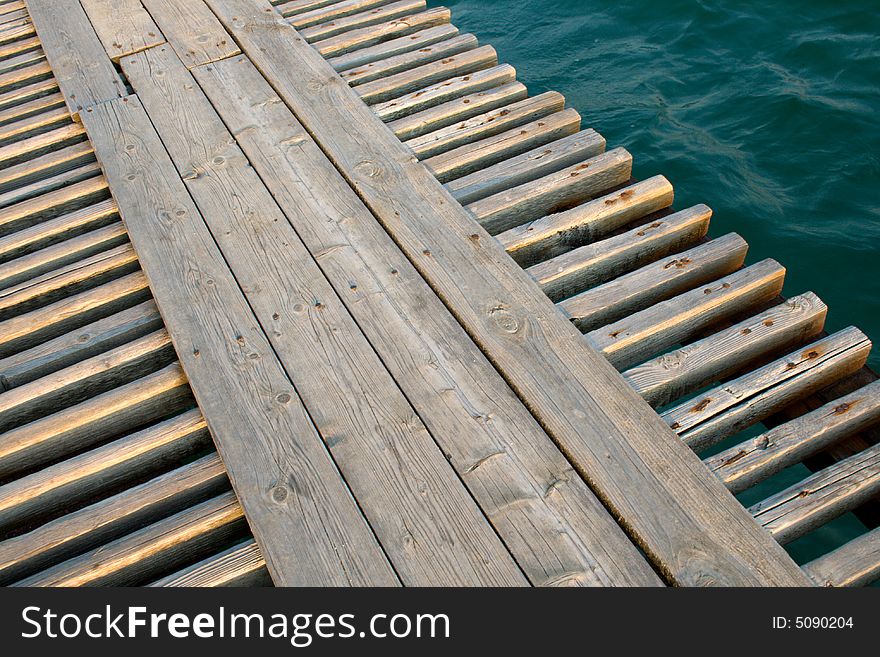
490;306;519;334
354;159;384;179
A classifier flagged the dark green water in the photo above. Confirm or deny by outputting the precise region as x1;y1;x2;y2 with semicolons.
437;0;880;566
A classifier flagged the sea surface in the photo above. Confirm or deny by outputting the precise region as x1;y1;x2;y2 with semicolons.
437;0;880;567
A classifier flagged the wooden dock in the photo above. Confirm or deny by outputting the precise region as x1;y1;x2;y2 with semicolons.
0;0;876;587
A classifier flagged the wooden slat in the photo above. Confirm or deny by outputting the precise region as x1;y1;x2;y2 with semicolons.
371;63;515;121
409;91;566;160
0;59;51;94
288;0;397;28
277;0;340;18
0;452;227;584
0;299;163;389
0;139;92;197
151;539;271;587
448;130;606;205
122;44;525;587
0;89;63;126
141;0;239;68
0;197;115;263
299;0;425;43
589;259;786;371
0;241;137;319
0;78;58;115
81;94;398;587
467;148;633;235
312;7;451;58
194;53;661;586
341;33;478;87
0;161;101;209
804;527;880;587
0;121;86;168
0;329;174;434
750;443;880;544
561;233;749;333
0;363;192;481
0;174;109;237
0;35;39;62
498;176;674;267
707;379;880;494
357;44;497;105
206;0;812;585
14;491;248;586
0;271;151;358
0;105;69;149
661;325;868;451
80;0;165;62
0;408;210;533
389;82;527;142
327;23;458;72
0;48;45;77
530;205;712;302
23;0;125;116
0;221;126;290
424;108;581;182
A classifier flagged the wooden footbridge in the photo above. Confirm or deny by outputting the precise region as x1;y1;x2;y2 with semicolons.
0;0;877;587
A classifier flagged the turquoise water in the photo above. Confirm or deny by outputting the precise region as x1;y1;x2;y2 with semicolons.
437;0;880;566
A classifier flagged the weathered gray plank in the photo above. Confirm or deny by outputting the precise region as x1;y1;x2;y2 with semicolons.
707;378;880;494
194;52;661;586
80;95;398;587
628;293;830;409
498;176;674;267
0;452;227;584
299;0;425;43
151;539;271;587
122;44;525;587
750;443;880;545
661;323;868;451
448;130;606;205
80;0;165;62
287;0;397;27
204;0;813;586
561;234;749;333
23;0;125;116
0;299;163;389
141;0;239;68
327;23;458;72
804;527;880;587
312;7;450;58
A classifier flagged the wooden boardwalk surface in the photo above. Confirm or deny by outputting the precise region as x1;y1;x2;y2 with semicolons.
0;0;876;586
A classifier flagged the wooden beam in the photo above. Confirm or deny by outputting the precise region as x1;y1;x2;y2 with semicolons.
80;95;398;586
204;0;812;586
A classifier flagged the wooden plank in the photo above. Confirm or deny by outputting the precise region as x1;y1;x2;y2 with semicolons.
0;105;70;149
661;325;868;451
151;539;271;587
467;148;633;235
0;452;227;584
0;363;192;481
424;108;581;182
122;45;525;587
357;44;497;105
140;0;239;68
390;82;527;142
561;233;749;333
0;122;86;168
23;0;125;116
299;0;425;43
529;205;712;302
341;33;478;87
588;259;786;371
498;176;674;267
0;408;211;532
194;53;661;586
371;63;515;121
750;443;880;544
408;91;566;160
312;7;451;58
80;0;165;62
804;527;880;587
0;299;163;389
15;491;248;586
288;0;397;28
0;78;58;114
0;221;126;290
328;22;458;71
0;197;116;263
204;0;813;586
81;95;399;586
0;271;151;358
448;130;606;205
0;329;174;433
707;379;880;494
0;161;102;209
